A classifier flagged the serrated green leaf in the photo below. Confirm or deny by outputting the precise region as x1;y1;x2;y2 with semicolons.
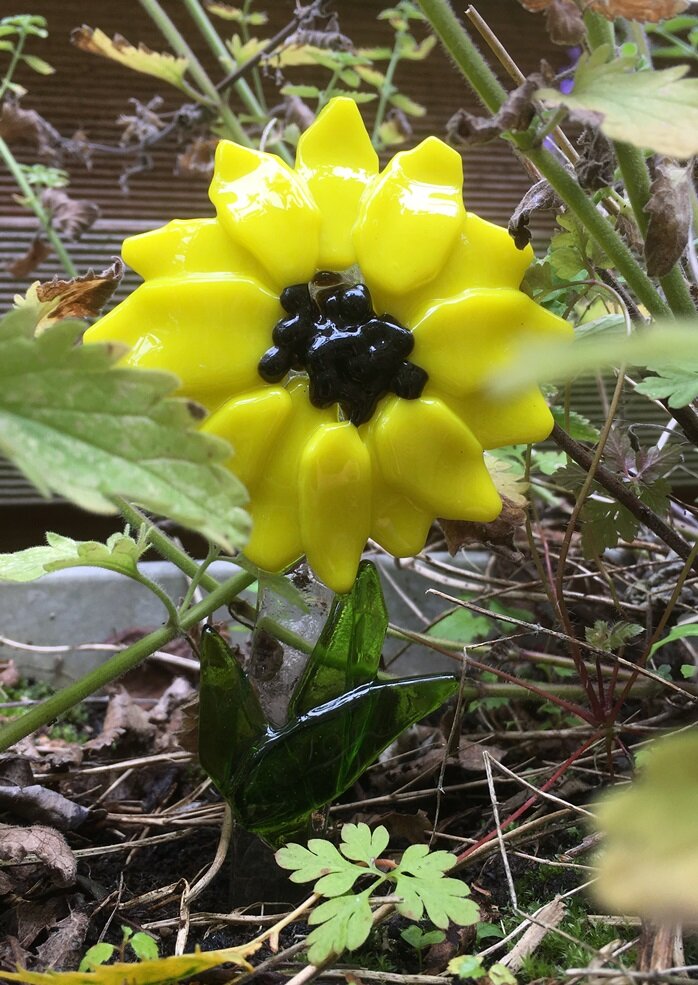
340;822;389;863
306;892;374;964
21;52;54;74
537;46;698;158
128;933;159;962
635;366;698;407
355;65;386;87
275;838;361;893
72;26;190;91
581;499;639;557
0;530;147;582
393;846;479;928
0;307;249;553
399;34;436;60
78;943;115;972
280;83;322;99
550;407;600;442
585;619;643;652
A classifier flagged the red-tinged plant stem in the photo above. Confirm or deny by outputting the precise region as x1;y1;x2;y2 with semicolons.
454;732;601;866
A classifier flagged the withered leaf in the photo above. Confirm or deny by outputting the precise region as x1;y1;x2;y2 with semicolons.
447;78;538;147
440;495;528;557
544;0;586;45
34;259;123;321
575;127;616;192
71;26;190;90
6;237;52;279
41;188;100;241
509;179;560;250
516;0;687;20
0;100;61;156
644;158;691;277
0;784;89;831
0;824;76;886
84;685;156;754
35;910;89;971
176;136;218;178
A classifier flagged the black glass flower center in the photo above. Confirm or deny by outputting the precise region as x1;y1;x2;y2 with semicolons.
257;272;428;426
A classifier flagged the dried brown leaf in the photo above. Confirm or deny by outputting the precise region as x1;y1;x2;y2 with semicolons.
34;259;123;321
176;136;218;178
575;127;616;192
0;100;61;156
0;659;21;687
84;685;156;754
447;78;538;147
516;0;687;20
0;784;89;830
0;824;76;886
545;0;586;44
509;179;560;249
440;495;528;556
35;909;89;971
40;188;100;241
644;158;691;277
6;238;52;279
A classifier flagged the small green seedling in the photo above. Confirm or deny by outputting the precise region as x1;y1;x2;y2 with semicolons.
400;925;446;970
276;822;479;964
79;926;159;972
448;954;517;984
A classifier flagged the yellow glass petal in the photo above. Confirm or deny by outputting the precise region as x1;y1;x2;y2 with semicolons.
244;380;335;574
374;212;536;326
201;387;293;490
122;218;271;286
209;141;321;289
412;288;572;398
299;422;372;594
83;275;280;413
445;388;554;449
354;136;465;296
371;396;501;521
368;464;433;558
296;97;379;270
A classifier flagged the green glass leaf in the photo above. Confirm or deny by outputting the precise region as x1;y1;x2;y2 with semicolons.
290;560;388;716
234;675;458;846
198;626;267;797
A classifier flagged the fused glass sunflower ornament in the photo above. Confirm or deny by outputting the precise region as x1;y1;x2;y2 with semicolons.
83;97;572;594
198;561;458;847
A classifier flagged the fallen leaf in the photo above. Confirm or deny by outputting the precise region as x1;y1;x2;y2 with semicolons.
41;188;100;241
516;0;687;21
33;260;123;323
441;495;528;556
367;810;431;844
0;659;21;687
35;910;89;971
84;686;156;755
0;754;34;787
644;158;691;277
0;824;76;886
3;941;258;985
0;784;89;830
